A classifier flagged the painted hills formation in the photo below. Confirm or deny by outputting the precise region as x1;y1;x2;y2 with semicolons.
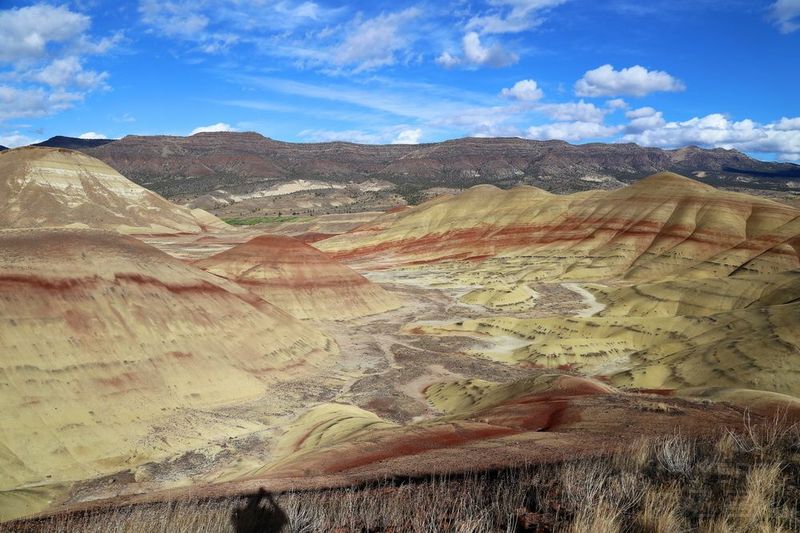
0;147;220;234
0;228;337;519
334;173;800;402
317;172;800;279
2;150;800;528
195;234;401;320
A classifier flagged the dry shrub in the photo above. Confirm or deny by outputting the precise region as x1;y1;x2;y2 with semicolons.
731;409;796;458
655;434;695;475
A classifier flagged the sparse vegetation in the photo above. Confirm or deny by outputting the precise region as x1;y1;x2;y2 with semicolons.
222;215;309;226
9;416;799;532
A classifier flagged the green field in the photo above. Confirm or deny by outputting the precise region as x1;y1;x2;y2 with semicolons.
222;215;309;226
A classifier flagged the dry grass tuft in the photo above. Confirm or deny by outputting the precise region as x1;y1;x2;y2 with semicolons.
637;483;685;533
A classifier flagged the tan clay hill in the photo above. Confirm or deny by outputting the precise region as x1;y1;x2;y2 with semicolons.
0;228;336;520
317;172;800;280
0;147;222;234
194;234;401;320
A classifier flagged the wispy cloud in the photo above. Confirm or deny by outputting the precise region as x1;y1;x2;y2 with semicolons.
770;0;800;33
467;0;568;34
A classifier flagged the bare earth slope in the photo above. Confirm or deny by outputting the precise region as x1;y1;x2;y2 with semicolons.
317;172;800;280
194;235;401;320
0;229;335;520
0;147;220;234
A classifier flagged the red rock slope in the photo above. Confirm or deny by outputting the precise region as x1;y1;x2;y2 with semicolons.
195;234;401;320
316;173;800;281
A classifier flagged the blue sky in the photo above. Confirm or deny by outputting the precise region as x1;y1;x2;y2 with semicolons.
1;1;799;161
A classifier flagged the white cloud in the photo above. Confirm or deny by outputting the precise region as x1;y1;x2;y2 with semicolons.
0;4;114;121
537;100;608;123
298;128;385;144
435;51;461;68
299;125;424;145
78;131;107;139
439;31;518;69
139;1;210;38
0;131;42;148
32;56;108;90
770;0;800;33
190;122;237;135
467;0;568;34
606;98;628;110
526;121;621;141
501;79;544;101
392;128;422;144
623;113;800;161
0;4;90;63
0;85;83;120
333;8;421;71
625;106;665;132
463;32;518;67
575;64;685;97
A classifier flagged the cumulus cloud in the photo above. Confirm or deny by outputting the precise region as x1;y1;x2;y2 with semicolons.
0;85;82;120
0;131;42;148
78;131;107;139
575;64;685;97
467;0;568;34
435;51;461;68
625;106;665;132
0;4;114;121
622;113;800;161
333;8;421;71
32;56;109;90
526;121;622;142
392;128;423;144
190;122;237;135
463;32;518;67
770;0;800;33
606;98;628;110
0;4;90;63
501;79;544;101
537;100;608;123
438;32;518;69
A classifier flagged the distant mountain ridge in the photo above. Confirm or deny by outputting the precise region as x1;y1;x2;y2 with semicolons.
36;135;115;150
35;132;800;201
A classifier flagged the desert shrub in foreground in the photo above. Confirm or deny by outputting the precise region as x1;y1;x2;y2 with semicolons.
5;416;799;532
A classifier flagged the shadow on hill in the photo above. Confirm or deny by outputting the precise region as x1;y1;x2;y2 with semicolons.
231;488;289;533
